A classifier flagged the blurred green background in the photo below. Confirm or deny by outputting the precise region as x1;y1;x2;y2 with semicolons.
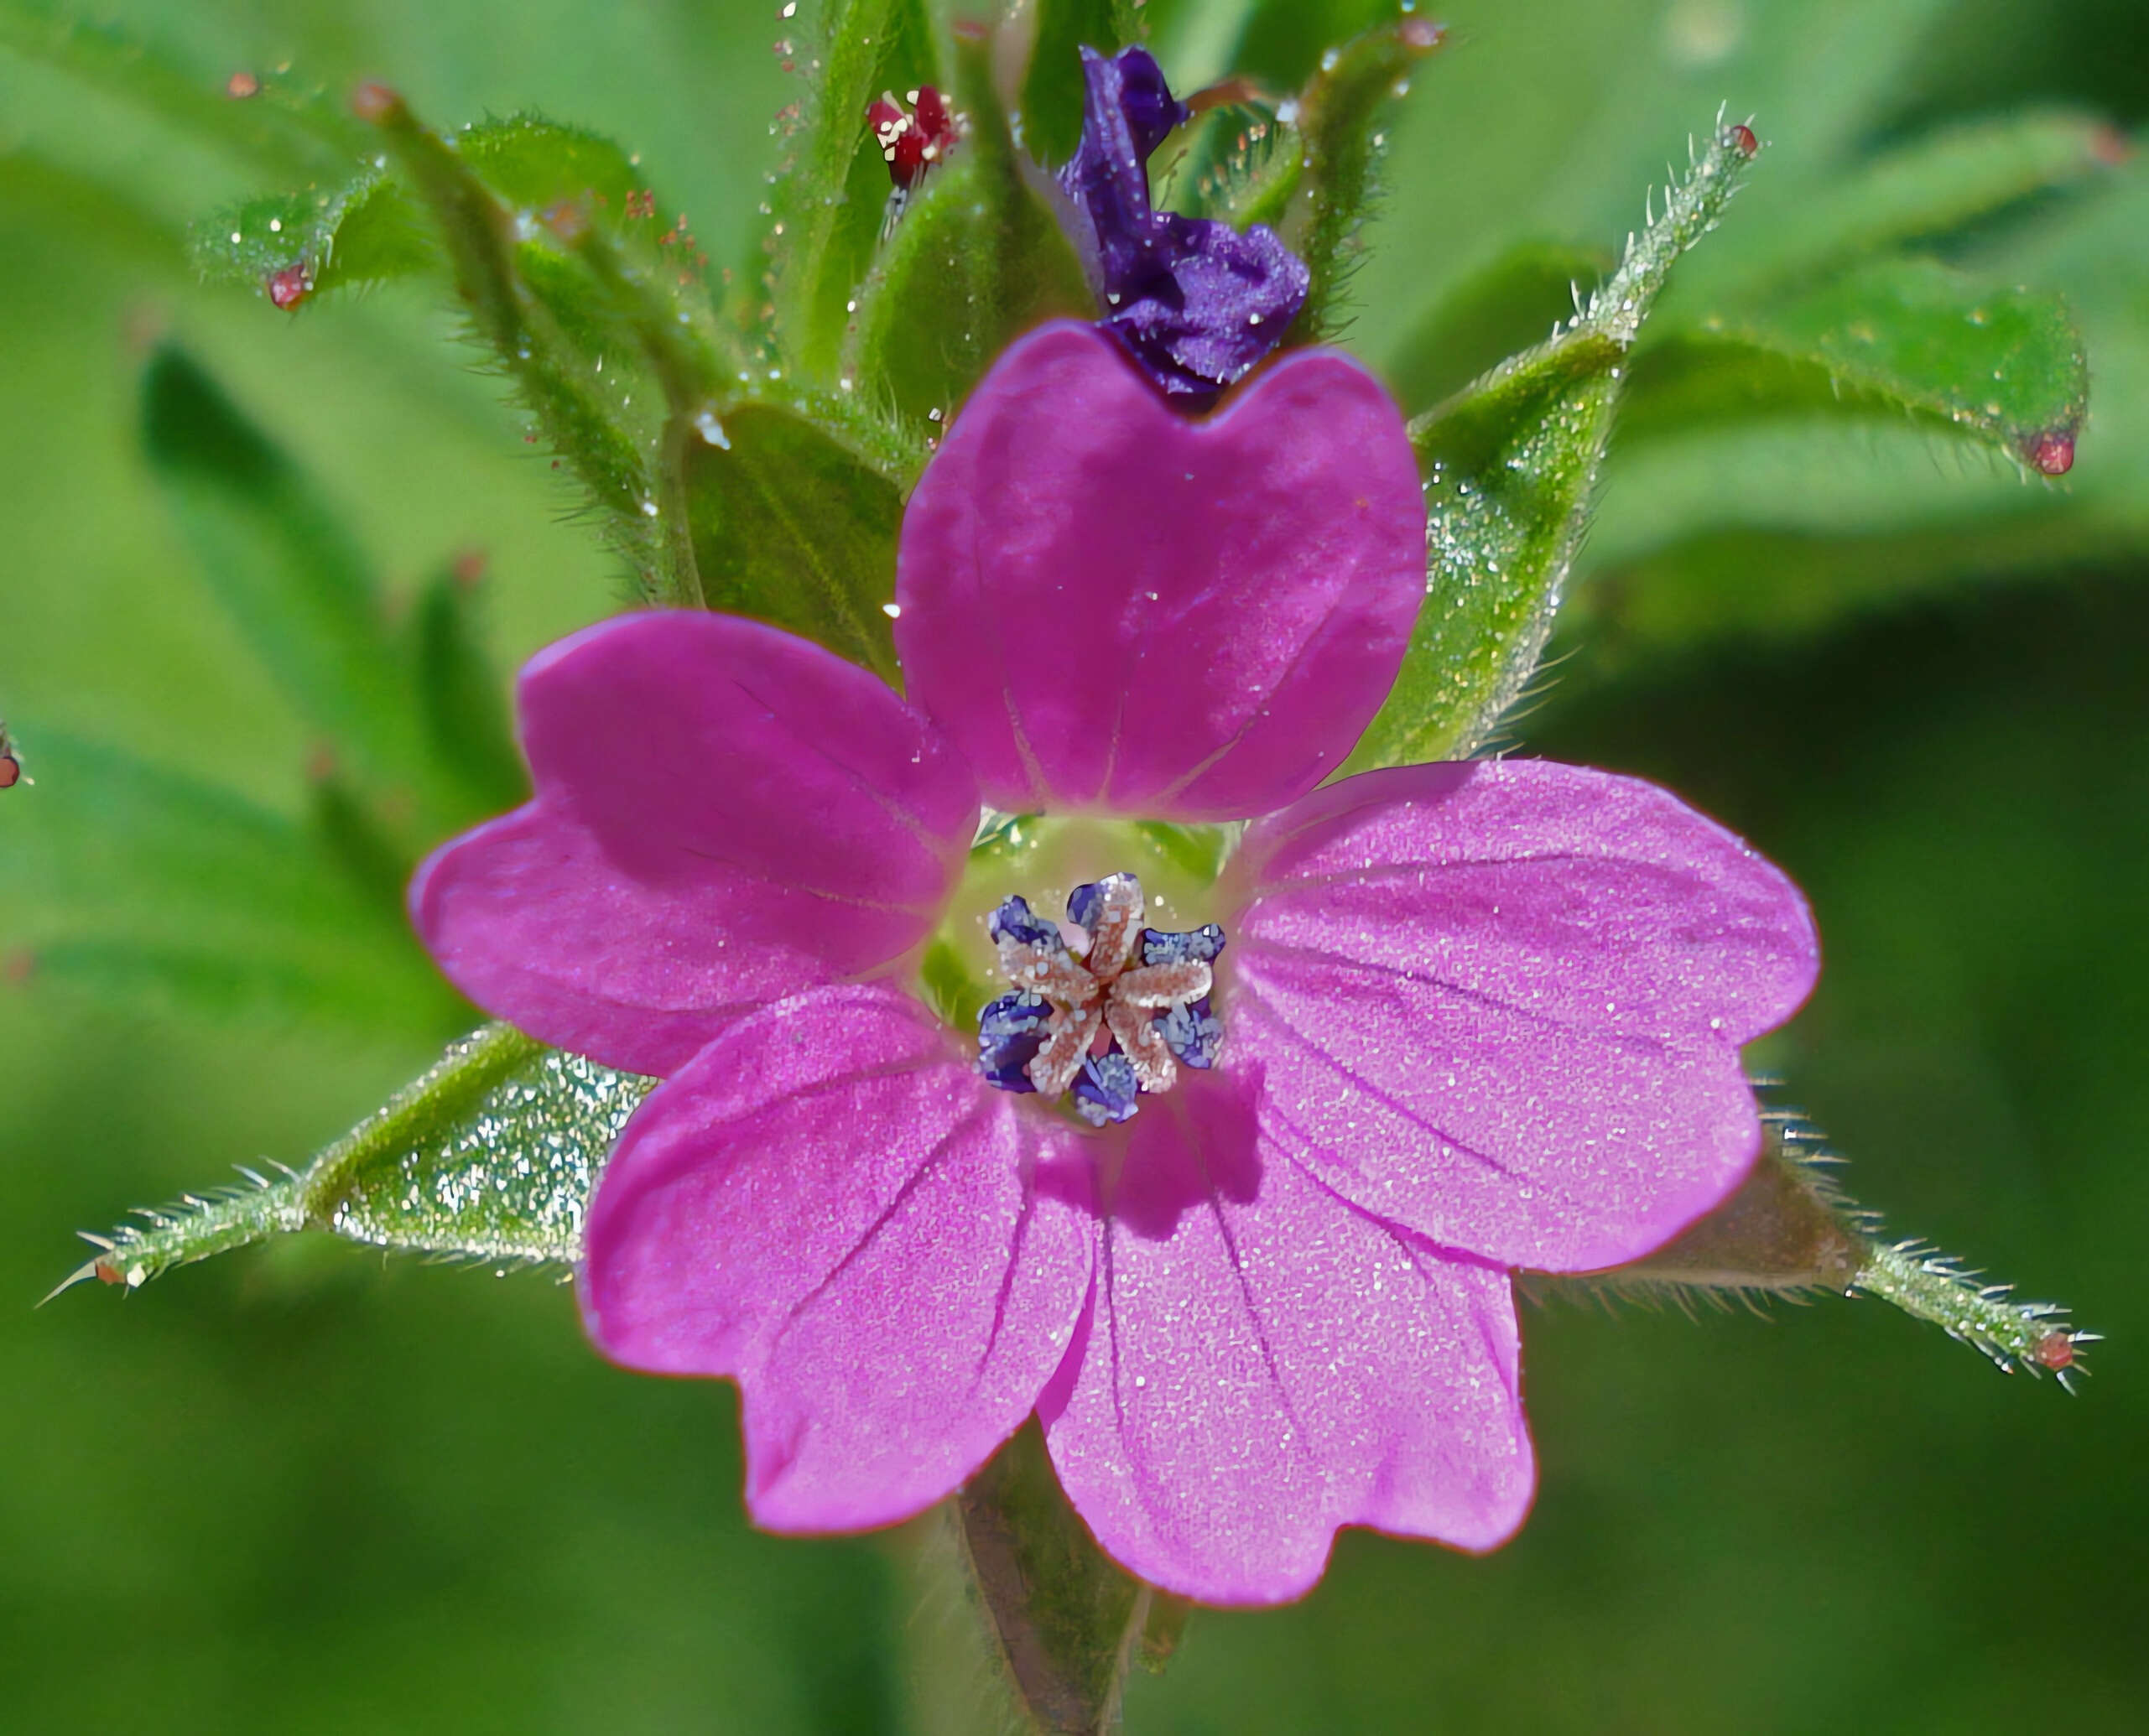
3;0;2145;1729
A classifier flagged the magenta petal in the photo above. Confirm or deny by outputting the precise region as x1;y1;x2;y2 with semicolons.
411;611;978;1077
894;321;1424;822
1224;761;1821;1272
1041;1073;1534;1605
580;985;1093;1531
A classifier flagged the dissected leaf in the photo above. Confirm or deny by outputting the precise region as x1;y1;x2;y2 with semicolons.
1660;258;2089;462
140;345;445;808
684;403;905;681
0;734;455;1032
845;32;1093;425
1349;120;1756;769
403;561;528;817
51;1025;652;1295
0;0;362;181
1666;107;2126;310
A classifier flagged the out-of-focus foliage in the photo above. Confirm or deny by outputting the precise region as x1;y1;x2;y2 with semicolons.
2;0;2145;1730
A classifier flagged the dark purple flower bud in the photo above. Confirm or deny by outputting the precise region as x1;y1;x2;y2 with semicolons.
1055;47;1309;403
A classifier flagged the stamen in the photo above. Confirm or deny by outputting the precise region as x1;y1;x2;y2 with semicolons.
1158;997;1222;1069
1029;1004;1103;1099
977;992;1051;1092
1072;1052;1140;1126
1067;874;1145;977
975;874;1225;1122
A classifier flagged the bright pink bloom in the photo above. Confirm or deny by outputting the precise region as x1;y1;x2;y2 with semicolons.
412;321;1818;1604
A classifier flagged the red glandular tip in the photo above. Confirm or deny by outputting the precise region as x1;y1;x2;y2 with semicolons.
226;70;260;100
0;753;19;789
351;81;399;122
866;86;959;189
267;263;311;310
1727;122;1760;159
2033;1330;2077;1371
2026;429;2076;476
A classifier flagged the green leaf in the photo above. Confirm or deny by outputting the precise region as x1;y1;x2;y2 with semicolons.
1537;1106;2091;1388
140;345;445;809
684;403;905;682
955;1421;1154;1735
1665;107;2126;311
1348;120;1757;770
1643;258;2089;464
0;734;455;1032
846;31;1093;425
49;1025;653;1297
0;0;363;181
190;176;435;303
1384;240;1612;415
765;0;943;379
1017;0;1142;169
1279;13;1448;343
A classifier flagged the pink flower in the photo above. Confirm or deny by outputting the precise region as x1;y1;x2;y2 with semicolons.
411;322;1819;1605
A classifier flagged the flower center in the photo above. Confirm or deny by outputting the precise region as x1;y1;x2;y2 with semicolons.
975;871;1224;1126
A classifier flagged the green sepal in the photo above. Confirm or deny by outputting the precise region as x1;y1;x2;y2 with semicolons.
684;403;906;683
359;90;676;598
844;31;1094;428
1278;13;1448;344
955;1420;1156;1735
0;734;458;1033
1017;0;1145;169
764;0;944;380
49;1025;653;1298
1637;258;2089;465
1168;100;1302;232
1537;1104;2091;1388
1349;120;1756;770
